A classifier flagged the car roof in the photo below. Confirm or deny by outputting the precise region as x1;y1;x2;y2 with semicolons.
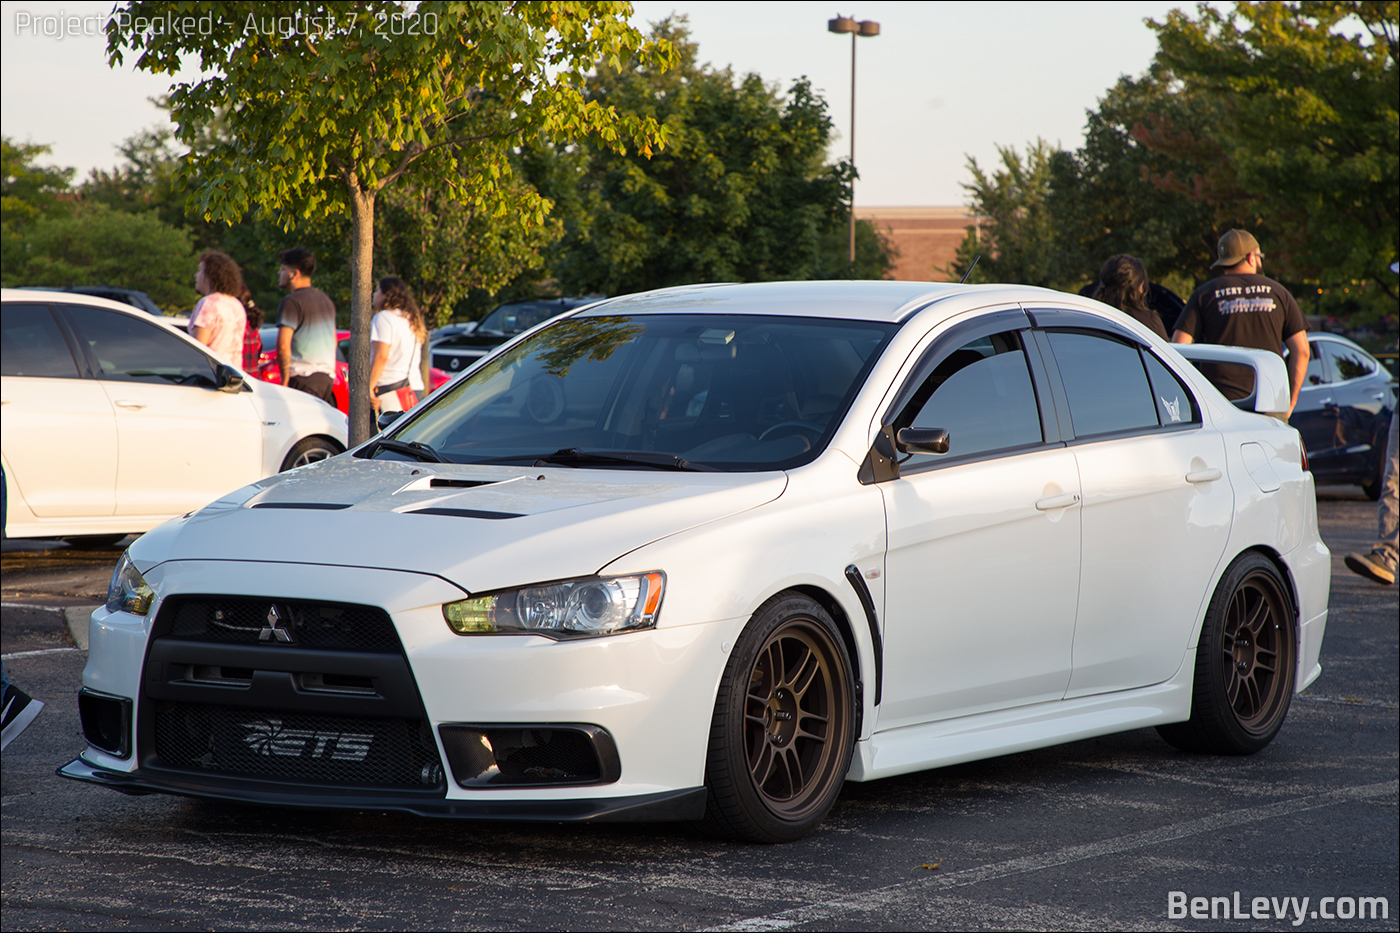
575;280;1073;324
2;287;193;336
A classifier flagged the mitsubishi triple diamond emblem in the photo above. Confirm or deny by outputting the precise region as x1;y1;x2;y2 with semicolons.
259;604;295;643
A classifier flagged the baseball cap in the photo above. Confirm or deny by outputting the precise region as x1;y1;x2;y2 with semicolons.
1212;229;1261;268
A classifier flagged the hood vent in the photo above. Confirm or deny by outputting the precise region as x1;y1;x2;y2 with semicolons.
429;478;495;489
408;507;523;520
251;502;352;511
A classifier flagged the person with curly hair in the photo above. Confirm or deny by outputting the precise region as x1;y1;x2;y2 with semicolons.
1093;254;1168;340
369;276;427;414
191;250;248;367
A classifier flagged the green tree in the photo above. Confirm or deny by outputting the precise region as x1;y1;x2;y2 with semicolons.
374;172;562;328
2;202;196;308
1;138;75;227
1051;68;1233;297
1148;1;1398;304
531;17;892;296
945;140;1069;288
109;0;672;443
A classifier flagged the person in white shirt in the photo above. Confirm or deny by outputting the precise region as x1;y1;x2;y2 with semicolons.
190;250;247;368
369;276;427;414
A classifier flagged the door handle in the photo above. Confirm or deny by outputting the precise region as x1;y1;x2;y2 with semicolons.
1185;468;1222;484
1034;493;1079;511
113;400;147;411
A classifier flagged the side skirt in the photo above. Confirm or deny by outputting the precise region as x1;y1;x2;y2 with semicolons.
847;658;1195;782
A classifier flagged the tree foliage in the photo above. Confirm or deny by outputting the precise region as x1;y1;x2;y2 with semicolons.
1;138;197;308
950;2;1396;319
1149;1;1397;298
108;0;673;443
529;17;893;296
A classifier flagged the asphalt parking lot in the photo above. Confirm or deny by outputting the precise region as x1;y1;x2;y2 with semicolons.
2;488;1395;932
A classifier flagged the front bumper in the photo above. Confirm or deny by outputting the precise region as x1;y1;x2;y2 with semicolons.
65;558;736;814
56;757;706;821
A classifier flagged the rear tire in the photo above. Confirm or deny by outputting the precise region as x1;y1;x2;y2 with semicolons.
1157;552;1296;754
280;436;343;473
696;593;855;843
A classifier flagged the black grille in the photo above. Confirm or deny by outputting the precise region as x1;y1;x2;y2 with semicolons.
160;596;401;652
153;703;441;788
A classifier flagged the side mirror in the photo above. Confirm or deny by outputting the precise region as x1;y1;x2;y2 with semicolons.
377;410;405;431
215;364;245;393
896;427;950;455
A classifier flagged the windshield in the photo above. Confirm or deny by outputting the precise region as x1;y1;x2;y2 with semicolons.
382;313;897;471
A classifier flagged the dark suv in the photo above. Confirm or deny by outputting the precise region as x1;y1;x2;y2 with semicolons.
430;297;602;374
17;285;165;317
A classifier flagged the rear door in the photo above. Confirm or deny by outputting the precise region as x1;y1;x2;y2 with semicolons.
1028;312;1233;696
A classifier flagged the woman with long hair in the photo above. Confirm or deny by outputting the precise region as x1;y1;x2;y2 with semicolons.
190;250;248;366
238;284;264;372
1094;254;1168;340
368;276;427;413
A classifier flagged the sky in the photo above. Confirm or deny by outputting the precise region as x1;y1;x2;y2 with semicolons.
1;0;1184;207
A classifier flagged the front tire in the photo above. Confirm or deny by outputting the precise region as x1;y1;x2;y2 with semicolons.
1158;552;1296;755
698;593;855;843
279;436;344;473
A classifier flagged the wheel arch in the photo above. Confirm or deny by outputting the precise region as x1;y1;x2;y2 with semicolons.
1193;544;1302;654
786;583;867;738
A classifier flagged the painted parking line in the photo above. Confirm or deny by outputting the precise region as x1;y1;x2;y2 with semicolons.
2;647;85;660
703;780;1398;932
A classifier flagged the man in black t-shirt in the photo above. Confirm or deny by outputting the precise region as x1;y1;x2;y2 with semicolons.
1172;229;1309;416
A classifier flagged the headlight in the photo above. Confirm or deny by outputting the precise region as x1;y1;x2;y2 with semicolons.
106;552;154;616
444;572;664;638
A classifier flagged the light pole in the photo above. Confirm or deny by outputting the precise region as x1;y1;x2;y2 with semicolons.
828;14;879;269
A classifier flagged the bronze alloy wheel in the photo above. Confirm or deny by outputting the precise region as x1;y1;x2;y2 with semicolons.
1220;566;1293;737
700;593;855;842
1157;552;1297;755
743;619;849;819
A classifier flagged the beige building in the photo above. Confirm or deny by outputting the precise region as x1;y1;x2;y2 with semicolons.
856;206;979;283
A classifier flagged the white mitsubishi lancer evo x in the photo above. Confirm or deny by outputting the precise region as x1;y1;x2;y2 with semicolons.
62;281;1329;843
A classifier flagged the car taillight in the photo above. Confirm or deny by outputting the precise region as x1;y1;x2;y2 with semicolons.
1300;445;1309;471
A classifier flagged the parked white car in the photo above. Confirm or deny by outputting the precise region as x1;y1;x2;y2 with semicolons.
62;281;1329;842
1;289;348;545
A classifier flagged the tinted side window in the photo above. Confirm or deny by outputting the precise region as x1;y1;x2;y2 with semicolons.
1326;343;1377;382
1046;330;1157;437
1142;350;1201;426
901;331;1043;464
65;305;218;387
1;304;81;378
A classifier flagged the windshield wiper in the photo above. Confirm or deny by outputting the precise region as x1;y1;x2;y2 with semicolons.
359;438;447;463
476;448;714;472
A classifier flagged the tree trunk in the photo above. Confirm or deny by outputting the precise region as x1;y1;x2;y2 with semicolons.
347;185;376;446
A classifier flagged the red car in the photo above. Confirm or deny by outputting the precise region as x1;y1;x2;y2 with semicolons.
255;327;451;412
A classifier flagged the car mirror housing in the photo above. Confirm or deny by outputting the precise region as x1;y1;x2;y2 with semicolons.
215;364;245;393
377;410;405;431
897;427;950;456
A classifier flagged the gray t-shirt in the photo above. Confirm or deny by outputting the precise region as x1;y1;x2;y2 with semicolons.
277;286;337;377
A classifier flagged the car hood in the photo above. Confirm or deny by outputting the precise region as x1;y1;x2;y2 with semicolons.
136;456;787;594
